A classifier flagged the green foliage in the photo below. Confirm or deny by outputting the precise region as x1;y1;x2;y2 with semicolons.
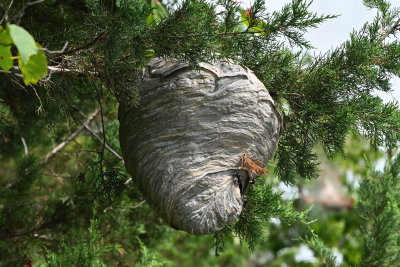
305;236;339;267
146;0;169;25
213;174;314;255
42;219;120;267
265;0;400;183
241;0;337;48
1;0;400;265
0;24;47;84
19;44;47;85
357;153;400;266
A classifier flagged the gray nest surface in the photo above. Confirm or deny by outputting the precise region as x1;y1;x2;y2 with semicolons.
119;58;281;235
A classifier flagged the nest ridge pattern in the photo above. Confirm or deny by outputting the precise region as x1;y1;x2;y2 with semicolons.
119;58;281;235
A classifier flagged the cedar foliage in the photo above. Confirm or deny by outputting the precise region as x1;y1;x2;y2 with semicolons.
0;0;400;265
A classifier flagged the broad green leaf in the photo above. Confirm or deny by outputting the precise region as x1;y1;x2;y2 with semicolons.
147;0;167;25
8;24;38;65
152;0;168;21
0;26;12;45
19;44;47;85
0;26;13;71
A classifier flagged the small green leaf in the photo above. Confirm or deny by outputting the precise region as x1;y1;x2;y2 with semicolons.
146;13;155;25
240;9;250;27
0;26;13;71
240;9;266;35
19;44;47;85
147;0;167;25
8;24;38;65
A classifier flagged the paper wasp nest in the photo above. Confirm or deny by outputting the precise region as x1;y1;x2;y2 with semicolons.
119;58;281;235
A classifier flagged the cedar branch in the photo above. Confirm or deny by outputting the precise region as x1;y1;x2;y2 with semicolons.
39;108;100;166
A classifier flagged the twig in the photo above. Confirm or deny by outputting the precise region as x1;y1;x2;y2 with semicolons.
0;69;23;78
13;0;46;24
21;137;28;156
47;66;96;75
92;77;107;181
55;31;106;57
82;123;124;163
124;177;133;185
130;200;146;209
103;200;146;213
39;108;100;166
4;221;51;238
170;30;267;40
33;233;54;241
30;85;44;114
380;18;400;41
41;41;69;54
0;0;14;24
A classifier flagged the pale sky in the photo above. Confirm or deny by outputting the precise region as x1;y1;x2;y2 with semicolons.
258;0;400;103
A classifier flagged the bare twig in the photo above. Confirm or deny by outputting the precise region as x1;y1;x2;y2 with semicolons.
0;0;14;24
82;123;124;163
4;221;51;238
46;66;96;75
124;177;133;185
33;233;54;241
41;41;69;54
130;200;146;209
29;85;44;114
1;65;97;83
0;69;23;78
12;0;46;24
380;18;400;41
21;137;28;156
39;108;100;166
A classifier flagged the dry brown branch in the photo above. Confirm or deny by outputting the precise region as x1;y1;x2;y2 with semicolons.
241;152;269;179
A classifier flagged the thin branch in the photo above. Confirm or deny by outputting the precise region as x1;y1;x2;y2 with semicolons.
30;85;44;114
170;30;267;40
33;233;54;241
0;69;23;78
4;221;51;238
41;41;69;54
46;66;96;75
380;18;400;41
12;0;45;24
130;200;146;209
0;0;14;24
21;137;28;156
124;177;133;185
39;108;100;166
82;123;124;163
55;31;106;57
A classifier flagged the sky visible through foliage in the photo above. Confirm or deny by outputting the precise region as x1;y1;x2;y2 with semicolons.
252;0;400;102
